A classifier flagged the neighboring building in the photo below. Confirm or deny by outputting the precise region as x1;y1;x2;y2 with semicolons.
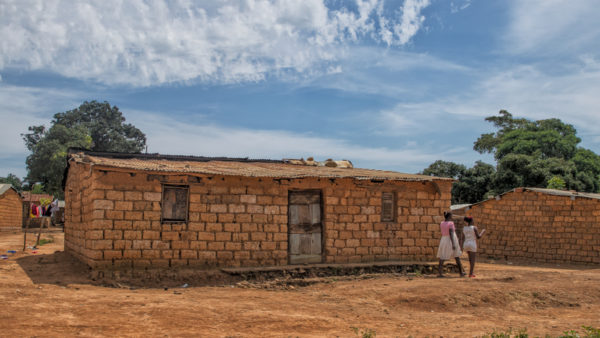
0;184;23;229
455;187;600;265
63;150;453;270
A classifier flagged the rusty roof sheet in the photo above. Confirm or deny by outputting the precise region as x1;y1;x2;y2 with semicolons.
68;151;451;182
21;192;53;202
523;187;600;200
464;187;600;209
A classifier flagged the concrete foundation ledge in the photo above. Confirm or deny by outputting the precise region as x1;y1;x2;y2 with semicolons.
88;261;461;288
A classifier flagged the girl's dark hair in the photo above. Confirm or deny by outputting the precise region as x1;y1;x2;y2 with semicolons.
444;211;452;220
464;216;473;223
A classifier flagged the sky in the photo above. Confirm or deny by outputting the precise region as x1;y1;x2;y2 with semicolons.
1;0;600;180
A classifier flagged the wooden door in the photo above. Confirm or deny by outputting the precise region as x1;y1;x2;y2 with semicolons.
288;190;322;264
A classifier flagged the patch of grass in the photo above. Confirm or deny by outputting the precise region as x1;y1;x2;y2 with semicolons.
480;328;528;338
350;326;376;338
37;238;54;246
558;326;600;338
479;326;600;338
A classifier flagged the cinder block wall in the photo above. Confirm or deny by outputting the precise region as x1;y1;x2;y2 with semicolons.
0;189;23;228
464;190;600;264
64;162;452;269
64;162;97;265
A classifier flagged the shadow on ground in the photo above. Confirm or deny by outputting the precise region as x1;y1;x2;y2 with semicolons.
16;251;93;286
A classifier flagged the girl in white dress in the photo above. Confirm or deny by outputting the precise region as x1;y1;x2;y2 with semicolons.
461;216;486;277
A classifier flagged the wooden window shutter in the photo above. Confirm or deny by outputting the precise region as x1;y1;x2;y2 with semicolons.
162;185;189;222
381;192;395;222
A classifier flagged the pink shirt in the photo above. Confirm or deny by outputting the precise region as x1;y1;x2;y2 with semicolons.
440;221;455;236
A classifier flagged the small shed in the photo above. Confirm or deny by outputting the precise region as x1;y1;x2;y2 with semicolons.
456;187;600;265
63;150;453;270
0;184;23;230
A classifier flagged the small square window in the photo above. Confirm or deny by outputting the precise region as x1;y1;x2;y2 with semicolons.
381;192;395;222
162;185;188;223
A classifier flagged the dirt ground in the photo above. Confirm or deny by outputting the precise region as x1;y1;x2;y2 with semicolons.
1;231;599;337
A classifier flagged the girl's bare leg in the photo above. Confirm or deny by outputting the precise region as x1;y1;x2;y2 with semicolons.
468;251;476;276
455;257;465;276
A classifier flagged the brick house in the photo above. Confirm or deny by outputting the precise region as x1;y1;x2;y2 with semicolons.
456;187;600;265
0;184;23;229
63;150;453;270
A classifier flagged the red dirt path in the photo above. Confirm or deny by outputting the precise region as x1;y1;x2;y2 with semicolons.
1;231;599;337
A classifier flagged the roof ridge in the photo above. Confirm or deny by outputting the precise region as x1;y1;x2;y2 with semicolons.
68;147;284;163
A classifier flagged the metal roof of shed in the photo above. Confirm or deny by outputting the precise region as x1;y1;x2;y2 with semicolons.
0;184;13;196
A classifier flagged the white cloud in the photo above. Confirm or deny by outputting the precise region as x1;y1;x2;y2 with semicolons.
394;0;430;45
377;60;600;152
304;45;469;97
505;0;600;55
125;109;445;173
0;83;85;178
0;0;431;87
0;84;81;156
450;1;471;14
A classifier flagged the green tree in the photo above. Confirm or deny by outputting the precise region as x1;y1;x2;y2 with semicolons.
22;101;146;198
420;160;495;204
31;183;46;194
0;173;23;191
473;110;531;154
452;161;496;204
547;176;566;190
475;110;599;194
420;160;466;179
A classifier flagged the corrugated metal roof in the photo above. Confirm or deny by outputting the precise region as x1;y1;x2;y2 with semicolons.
465;187;600;210
0;184;13;196
523;187;600;200
68;151;452;182
21;192;53;202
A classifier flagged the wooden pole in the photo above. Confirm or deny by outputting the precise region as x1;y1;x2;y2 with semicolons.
23;202;31;251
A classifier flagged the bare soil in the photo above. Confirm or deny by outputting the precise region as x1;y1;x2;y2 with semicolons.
1;231;599;337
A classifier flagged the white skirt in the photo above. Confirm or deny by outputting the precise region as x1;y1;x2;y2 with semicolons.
437;234;462;260
463;239;477;252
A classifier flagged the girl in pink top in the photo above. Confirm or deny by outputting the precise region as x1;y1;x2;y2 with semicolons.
437;211;465;277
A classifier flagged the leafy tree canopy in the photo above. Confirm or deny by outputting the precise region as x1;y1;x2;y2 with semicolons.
22;101;146;198
420;160;466;179
474;110;580;160
422;110;600;204
0;173;23;191
547;176;566;190
452;161;496;204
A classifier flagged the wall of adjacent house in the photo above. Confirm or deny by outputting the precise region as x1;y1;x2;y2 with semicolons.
463;189;600;264
0;189;23;228
64;162;97;265
64;161;452;270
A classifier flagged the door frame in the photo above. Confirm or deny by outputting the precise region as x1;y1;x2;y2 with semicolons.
287;189;323;264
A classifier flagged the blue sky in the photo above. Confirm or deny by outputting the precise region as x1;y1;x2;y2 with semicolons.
1;0;600;179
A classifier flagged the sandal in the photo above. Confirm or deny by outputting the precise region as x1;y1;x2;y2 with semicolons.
469;274;476;278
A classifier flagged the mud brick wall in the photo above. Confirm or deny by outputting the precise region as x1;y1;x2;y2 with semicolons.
0;188;23;228
64;162;97;265
464;189;600;265
322;181;451;263
64;161;452;270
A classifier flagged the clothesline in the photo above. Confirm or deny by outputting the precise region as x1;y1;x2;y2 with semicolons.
29;199;59;218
